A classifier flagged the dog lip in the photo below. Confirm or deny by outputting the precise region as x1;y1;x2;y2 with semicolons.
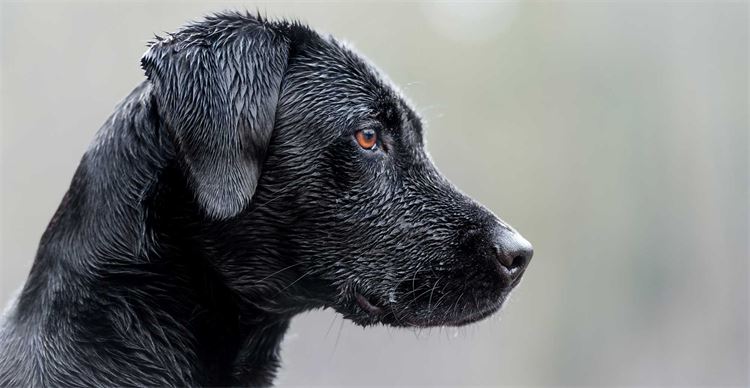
355;292;383;315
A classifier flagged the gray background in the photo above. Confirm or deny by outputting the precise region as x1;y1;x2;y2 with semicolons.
1;1;747;386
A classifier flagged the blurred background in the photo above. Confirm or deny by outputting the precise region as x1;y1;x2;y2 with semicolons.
1;1;747;386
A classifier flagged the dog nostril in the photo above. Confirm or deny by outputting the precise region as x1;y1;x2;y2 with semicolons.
492;230;533;275
495;247;531;271
511;254;527;270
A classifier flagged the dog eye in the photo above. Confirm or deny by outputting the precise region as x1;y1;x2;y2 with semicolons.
355;129;378;150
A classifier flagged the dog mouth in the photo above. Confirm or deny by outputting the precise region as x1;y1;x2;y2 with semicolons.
354;292;383;315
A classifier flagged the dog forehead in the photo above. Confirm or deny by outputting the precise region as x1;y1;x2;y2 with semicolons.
325;38;424;135
279;34;423;135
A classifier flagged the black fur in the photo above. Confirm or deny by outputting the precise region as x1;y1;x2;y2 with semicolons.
0;12;533;387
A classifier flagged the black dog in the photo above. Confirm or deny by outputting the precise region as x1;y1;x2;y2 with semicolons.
0;12;533;387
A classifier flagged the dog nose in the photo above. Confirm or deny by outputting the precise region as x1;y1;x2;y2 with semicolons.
492;228;533;278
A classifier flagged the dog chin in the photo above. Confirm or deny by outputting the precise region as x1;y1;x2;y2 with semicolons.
401;294;508;328
343;290;510;328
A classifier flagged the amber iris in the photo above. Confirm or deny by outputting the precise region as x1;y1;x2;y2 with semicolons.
355;129;378;150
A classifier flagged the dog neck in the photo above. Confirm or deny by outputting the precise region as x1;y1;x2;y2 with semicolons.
6;82;290;387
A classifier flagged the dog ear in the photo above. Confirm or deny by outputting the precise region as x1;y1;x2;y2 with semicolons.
140;24;288;219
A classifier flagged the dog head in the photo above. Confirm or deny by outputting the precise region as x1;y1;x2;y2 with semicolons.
141;13;532;327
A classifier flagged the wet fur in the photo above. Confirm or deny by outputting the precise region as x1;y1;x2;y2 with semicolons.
0;12;530;387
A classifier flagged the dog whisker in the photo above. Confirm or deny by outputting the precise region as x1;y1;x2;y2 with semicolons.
324;313;339;339
426;276;443;313
255;262;304;284
275;269;317;295
330;317;346;360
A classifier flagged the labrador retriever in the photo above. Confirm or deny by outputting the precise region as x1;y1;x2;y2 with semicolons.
0;12;533;387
